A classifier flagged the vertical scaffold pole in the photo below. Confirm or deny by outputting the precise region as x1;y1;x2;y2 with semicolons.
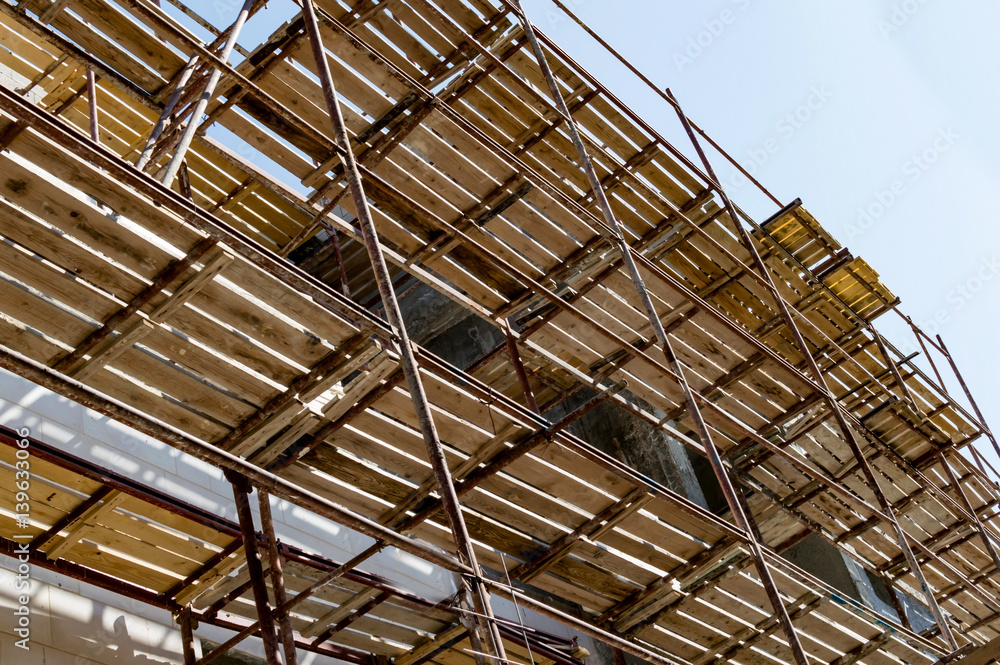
258;489;299;665
508;3;808;663
666;87;958;651
85;67;98;143
177;604;198;665
296;1;507;660
157;0;255;187
228;472;284;665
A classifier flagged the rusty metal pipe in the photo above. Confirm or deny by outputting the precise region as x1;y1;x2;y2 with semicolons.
511;3;809;662
178;605;198;665
668;86;958;652
258;489;299;665
297;1;506;659
938;335;1000;461
939;452;1000;572
870;326;917;405
135;55;200;171
85;68;98;142
505;326;539;414
228;474;284;665
158;0;254;187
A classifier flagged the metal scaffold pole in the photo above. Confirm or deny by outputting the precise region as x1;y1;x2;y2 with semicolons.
295;1;507;661
666;87;959;652
508;3;810;663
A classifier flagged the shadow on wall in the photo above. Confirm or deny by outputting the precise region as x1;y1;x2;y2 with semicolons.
0;564;185;665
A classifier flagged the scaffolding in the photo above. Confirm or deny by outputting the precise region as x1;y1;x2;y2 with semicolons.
0;1;998;664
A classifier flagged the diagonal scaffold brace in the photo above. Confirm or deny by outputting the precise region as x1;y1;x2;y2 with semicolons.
293;1;508;663
665;87;960;652
507;2;810;663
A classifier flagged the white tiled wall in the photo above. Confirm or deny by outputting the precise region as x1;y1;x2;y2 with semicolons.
0;562;186;665
0;368;458;664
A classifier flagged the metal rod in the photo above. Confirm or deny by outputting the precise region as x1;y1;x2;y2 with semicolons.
667;86;958;652
870;326;916;406
296;1;506;659
938;335;1000;461
939;452;1000;572
896;309;947;354
258;490;299;665
178;605;198;665
229;474;284;665
85;68;98;142
500;554;536;665
510;3;808;661
158;0;254;187
135;56;199;170
505;326;539;414
968;442;993;479
135;5;268;170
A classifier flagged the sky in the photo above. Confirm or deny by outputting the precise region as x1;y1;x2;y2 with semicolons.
518;0;1000;472
194;0;1000;471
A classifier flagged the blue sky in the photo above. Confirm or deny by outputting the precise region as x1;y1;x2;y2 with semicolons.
522;0;1000;471
195;1;1000;471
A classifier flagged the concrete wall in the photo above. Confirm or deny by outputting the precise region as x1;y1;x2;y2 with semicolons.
780;534;936;633
549;392;709;510
0;561;188;665
400;285;710;509
0;367;455;664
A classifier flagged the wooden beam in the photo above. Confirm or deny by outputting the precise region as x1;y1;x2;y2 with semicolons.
43;490;127;561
